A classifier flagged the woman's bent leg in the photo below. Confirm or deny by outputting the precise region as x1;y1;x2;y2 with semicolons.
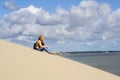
43;47;51;54
37;48;44;51
37;47;51;54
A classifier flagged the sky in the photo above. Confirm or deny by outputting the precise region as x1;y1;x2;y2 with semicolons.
0;0;120;52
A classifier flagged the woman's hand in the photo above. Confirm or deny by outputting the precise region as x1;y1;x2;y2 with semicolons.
45;45;48;48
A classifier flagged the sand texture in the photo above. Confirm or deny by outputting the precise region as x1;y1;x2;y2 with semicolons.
0;40;120;80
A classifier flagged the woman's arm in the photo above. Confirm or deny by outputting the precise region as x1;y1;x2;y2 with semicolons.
38;40;44;48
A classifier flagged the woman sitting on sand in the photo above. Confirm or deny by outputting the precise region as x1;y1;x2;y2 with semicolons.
33;35;55;54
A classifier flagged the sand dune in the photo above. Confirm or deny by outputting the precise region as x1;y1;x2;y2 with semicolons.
0;40;120;80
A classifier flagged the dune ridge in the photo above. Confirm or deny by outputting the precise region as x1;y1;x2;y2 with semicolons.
0;40;120;80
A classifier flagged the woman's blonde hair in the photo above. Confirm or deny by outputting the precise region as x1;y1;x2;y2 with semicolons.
38;35;44;41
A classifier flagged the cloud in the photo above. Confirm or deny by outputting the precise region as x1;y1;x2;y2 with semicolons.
3;0;18;11
0;0;120;51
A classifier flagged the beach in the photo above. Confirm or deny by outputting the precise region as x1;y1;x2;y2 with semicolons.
0;40;120;80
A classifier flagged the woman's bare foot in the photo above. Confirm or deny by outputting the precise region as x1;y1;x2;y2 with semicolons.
50;52;57;55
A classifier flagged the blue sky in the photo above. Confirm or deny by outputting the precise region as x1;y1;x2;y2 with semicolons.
0;0;81;18
0;0;120;52
0;0;120;18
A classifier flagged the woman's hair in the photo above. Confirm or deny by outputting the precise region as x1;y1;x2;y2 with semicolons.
38;35;44;41
38;35;45;45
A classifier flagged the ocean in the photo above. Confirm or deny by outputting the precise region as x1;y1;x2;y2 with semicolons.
59;51;120;76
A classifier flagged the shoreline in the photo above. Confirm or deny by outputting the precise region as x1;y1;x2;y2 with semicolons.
60;52;120;76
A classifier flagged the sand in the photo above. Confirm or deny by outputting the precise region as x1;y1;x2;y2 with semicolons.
0;40;120;80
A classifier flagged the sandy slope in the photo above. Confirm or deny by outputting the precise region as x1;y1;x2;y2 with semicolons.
0;40;120;80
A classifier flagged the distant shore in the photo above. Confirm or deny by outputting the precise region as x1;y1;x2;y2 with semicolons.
58;51;120;55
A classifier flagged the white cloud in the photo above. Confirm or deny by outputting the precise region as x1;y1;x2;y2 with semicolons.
3;0;18;11
26;5;42;14
0;0;120;51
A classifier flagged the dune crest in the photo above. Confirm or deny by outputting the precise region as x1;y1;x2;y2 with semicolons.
0;40;120;80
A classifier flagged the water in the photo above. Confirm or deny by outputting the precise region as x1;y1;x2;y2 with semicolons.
59;51;120;76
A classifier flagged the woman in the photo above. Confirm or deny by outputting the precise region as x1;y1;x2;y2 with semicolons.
34;35;54;54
